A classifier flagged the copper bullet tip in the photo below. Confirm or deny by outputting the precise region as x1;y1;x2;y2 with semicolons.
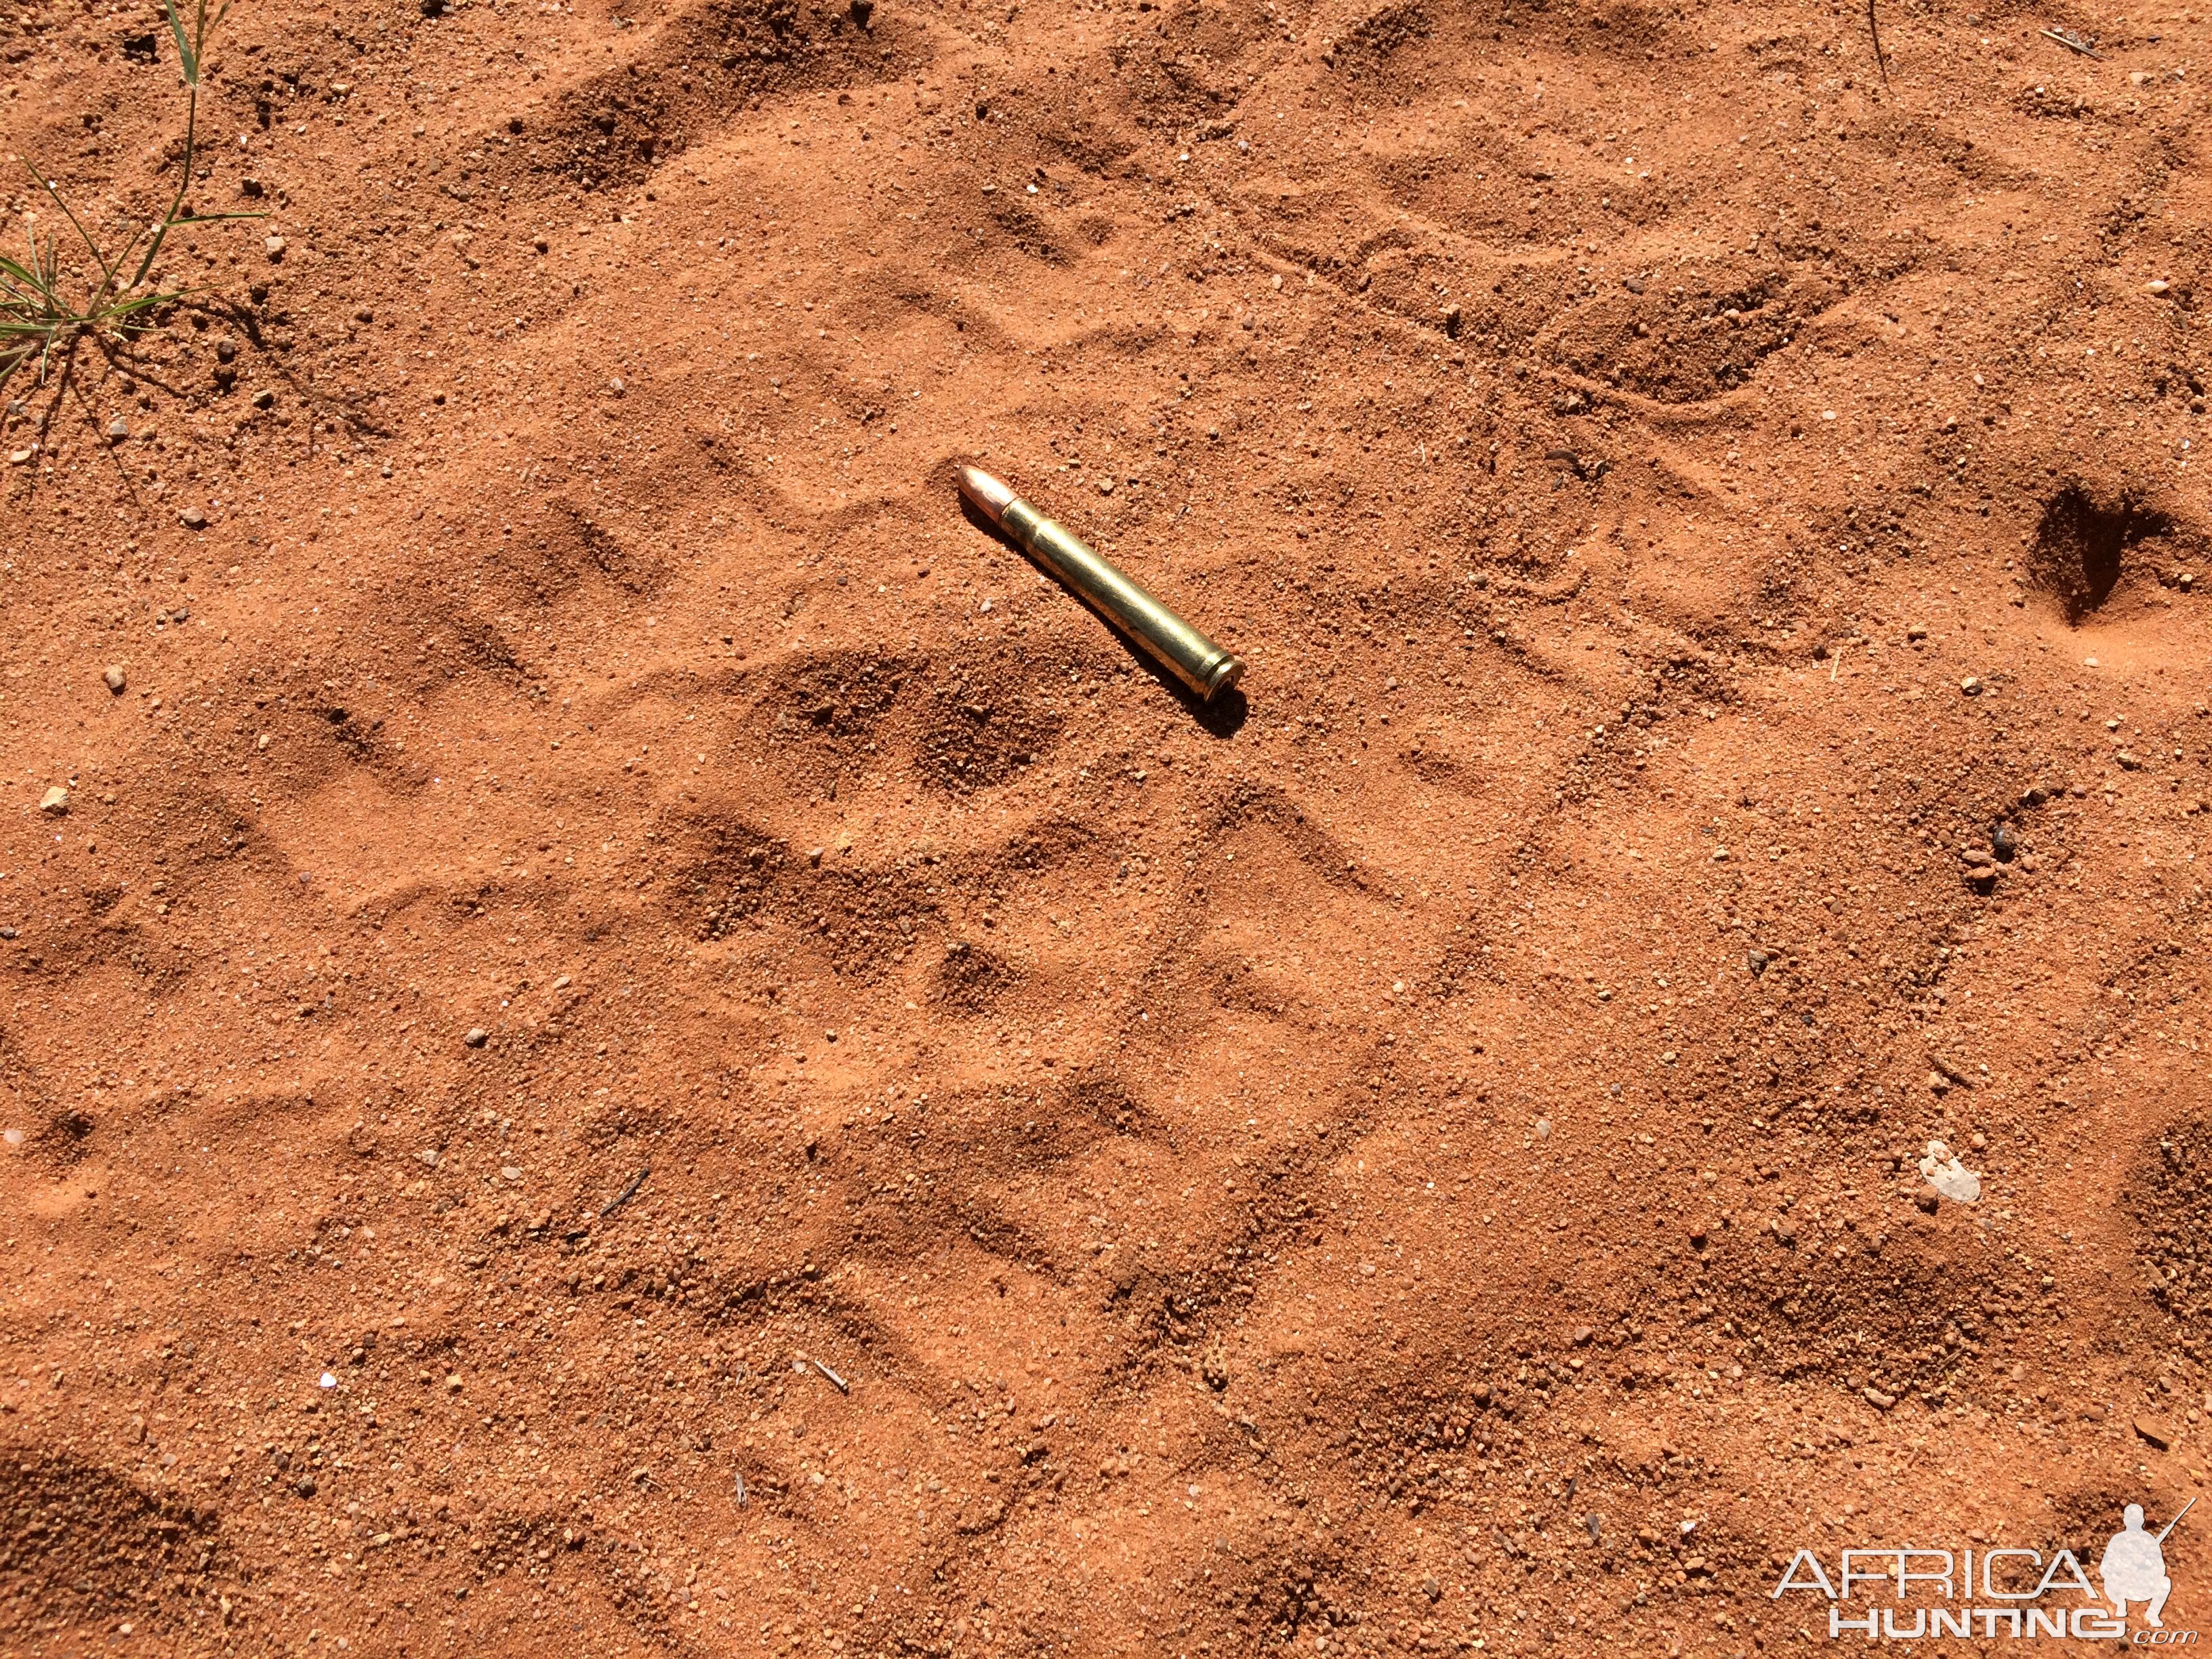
958;464;1015;527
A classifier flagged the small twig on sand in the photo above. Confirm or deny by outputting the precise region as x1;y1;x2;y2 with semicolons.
813;1357;851;1394
1868;0;1892;87
2039;26;2102;56
600;1167;650;1217
1929;1053;1975;1089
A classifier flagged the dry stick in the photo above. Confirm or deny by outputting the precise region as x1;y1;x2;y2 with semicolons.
1929;1053;1975;1089
2039;28;2102;57
600;1167;650;1217
1867;0;1891;89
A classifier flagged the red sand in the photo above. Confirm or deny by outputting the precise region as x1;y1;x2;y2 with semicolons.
3;0;2210;1651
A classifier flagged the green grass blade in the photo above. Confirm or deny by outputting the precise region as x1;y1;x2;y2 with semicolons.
97;292;178;324
92;221;155;306
128;81;199;293
128;224;173;295
0;252;57;297
22;160;121;295
159;0;198;83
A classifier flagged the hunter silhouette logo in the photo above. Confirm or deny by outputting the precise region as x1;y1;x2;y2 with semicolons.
2103;1499;2191;1630
1772;1498;2197;1642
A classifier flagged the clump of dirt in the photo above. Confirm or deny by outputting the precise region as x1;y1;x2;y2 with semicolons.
934;939;1019;1011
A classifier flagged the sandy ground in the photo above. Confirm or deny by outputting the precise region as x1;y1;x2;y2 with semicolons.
3;0;2211;1652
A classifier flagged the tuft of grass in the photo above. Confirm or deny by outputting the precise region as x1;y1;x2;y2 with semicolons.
0;0;261;398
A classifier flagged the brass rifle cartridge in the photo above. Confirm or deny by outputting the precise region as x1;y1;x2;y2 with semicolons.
958;464;1245;701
